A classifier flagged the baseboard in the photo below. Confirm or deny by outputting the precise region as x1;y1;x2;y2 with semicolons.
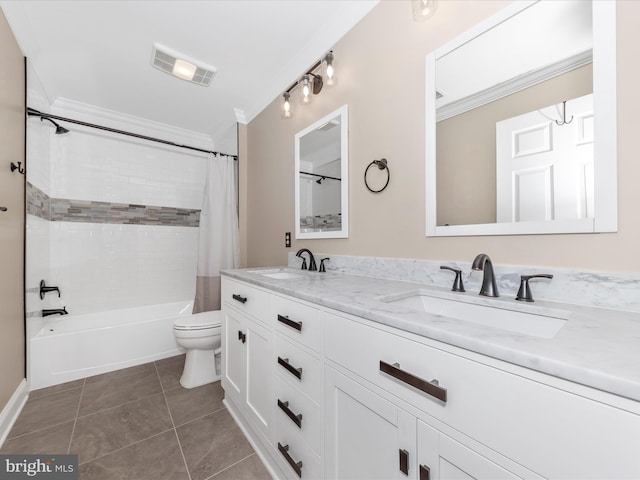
223;397;286;480
0;379;29;448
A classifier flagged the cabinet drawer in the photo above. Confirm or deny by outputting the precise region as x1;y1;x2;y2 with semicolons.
221;278;273;323
325;312;640;479
275;375;321;455
273;297;323;353
275;336;323;402
275;409;323;480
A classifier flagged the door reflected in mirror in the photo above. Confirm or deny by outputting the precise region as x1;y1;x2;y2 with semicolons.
426;0;617;236
295;105;348;239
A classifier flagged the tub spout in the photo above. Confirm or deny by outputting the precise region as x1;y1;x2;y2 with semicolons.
43;307;68;317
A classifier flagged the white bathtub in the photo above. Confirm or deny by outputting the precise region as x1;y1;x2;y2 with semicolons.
29;301;192;390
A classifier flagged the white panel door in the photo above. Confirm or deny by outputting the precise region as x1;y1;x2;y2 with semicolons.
496;94;594;223
417;421;524;480
245;317;273;440
324;366;416;480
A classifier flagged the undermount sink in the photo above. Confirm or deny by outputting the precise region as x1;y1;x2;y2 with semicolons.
248;269;306;280
383;290;569;339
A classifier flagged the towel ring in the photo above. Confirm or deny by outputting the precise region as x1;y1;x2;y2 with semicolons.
364;158;390;193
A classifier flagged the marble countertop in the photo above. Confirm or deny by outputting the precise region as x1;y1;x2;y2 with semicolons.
221;267;640;403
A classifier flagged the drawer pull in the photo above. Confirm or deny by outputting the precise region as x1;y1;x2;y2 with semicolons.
399;449;409;475
278;399;303;428
278;314;302;332
379;360;447;403
232;294;247;304
420;465;431;480
278;442;303;478
278;356;303;380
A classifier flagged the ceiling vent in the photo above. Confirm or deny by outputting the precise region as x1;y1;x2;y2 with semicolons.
151;43;216;87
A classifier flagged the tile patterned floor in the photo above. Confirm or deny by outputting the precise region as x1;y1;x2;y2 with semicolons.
1;355;272;480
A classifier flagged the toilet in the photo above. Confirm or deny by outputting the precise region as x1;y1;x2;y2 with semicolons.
173;310;222;389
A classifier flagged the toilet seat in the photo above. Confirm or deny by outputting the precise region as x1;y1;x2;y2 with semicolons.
174;313;221;331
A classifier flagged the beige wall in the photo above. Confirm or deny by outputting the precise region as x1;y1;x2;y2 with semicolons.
437;64;593;226
0;8;25;412
245;0;640;273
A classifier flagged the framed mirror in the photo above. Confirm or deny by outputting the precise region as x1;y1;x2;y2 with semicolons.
295;104;349;239
426;0;617;236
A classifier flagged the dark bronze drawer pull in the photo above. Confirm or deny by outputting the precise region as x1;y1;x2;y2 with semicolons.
278;314;302;332
278;442;302;478
399;449;409;475
232;294;247;304
420;464;431;480
379;360;447;403
277;399;303;428
278;356;303;380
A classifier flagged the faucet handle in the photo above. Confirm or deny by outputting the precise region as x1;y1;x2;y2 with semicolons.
440;266;465;292
516;274;553;302
319;258;330;273
300;257;308;270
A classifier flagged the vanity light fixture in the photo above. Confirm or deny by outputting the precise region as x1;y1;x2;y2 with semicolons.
280;51;336;119
412;0;438;22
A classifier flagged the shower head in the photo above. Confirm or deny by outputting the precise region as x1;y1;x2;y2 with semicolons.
316;176;325;184
41;117;69;135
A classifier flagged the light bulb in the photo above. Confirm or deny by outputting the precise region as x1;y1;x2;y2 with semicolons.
300;75;312;104
281;92;292;119
412;0;438;22
172;59;197;81
323;52;336;86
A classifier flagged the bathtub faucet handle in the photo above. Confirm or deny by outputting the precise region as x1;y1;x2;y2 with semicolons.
40;280;61;300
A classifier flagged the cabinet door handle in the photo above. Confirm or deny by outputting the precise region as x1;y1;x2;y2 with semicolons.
277;399;303;428
420;465;431;480
278;356;303;380
237;330;246;343
232;294;247;304
399;449;409;475
0;206;7;212
278;442;303;478
379;360;447;403
278;314;302;332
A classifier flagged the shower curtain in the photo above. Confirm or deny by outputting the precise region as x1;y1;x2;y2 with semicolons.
193;153;240;313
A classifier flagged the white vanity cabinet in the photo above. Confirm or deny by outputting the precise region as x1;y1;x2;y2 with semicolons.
221;276;640;480
221;279;275;447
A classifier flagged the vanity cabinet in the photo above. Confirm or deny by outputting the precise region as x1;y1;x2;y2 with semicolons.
221;276;640;480
221;279;274;446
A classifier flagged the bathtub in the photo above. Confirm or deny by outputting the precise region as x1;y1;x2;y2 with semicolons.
29;301;192;390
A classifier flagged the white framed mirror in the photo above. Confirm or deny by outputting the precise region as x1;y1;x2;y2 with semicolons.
295;104;349;239
426;0;617;237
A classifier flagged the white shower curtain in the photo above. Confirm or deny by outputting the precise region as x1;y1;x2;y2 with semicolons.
193;153;240;313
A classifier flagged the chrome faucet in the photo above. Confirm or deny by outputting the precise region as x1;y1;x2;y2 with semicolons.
295;248;317;271
471;254;499;297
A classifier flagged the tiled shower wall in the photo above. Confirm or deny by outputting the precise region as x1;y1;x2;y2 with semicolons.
26;78;210;320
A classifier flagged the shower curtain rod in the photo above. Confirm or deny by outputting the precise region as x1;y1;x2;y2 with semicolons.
26;108;238;160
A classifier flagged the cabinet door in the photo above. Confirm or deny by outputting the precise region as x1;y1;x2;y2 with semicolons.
222;308;245;403
245;317;273;440
417;421;523;480
325;366;415;480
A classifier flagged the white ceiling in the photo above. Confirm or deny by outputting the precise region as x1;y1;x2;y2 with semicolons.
0;0;378;154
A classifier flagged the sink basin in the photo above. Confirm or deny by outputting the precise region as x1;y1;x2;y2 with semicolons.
248;269;306;280
383;290;569;339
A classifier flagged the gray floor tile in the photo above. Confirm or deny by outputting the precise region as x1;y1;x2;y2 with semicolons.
177;409;254;480
8;388;82;438
29;379;84;400
155;354;185;392
210;454;272;480
165;381;224;426
71;393;173;464
77;430;189;479
0;420;74;455
79;363;162;417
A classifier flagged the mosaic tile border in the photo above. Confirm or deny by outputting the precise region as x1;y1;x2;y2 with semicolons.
27;182;200;227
